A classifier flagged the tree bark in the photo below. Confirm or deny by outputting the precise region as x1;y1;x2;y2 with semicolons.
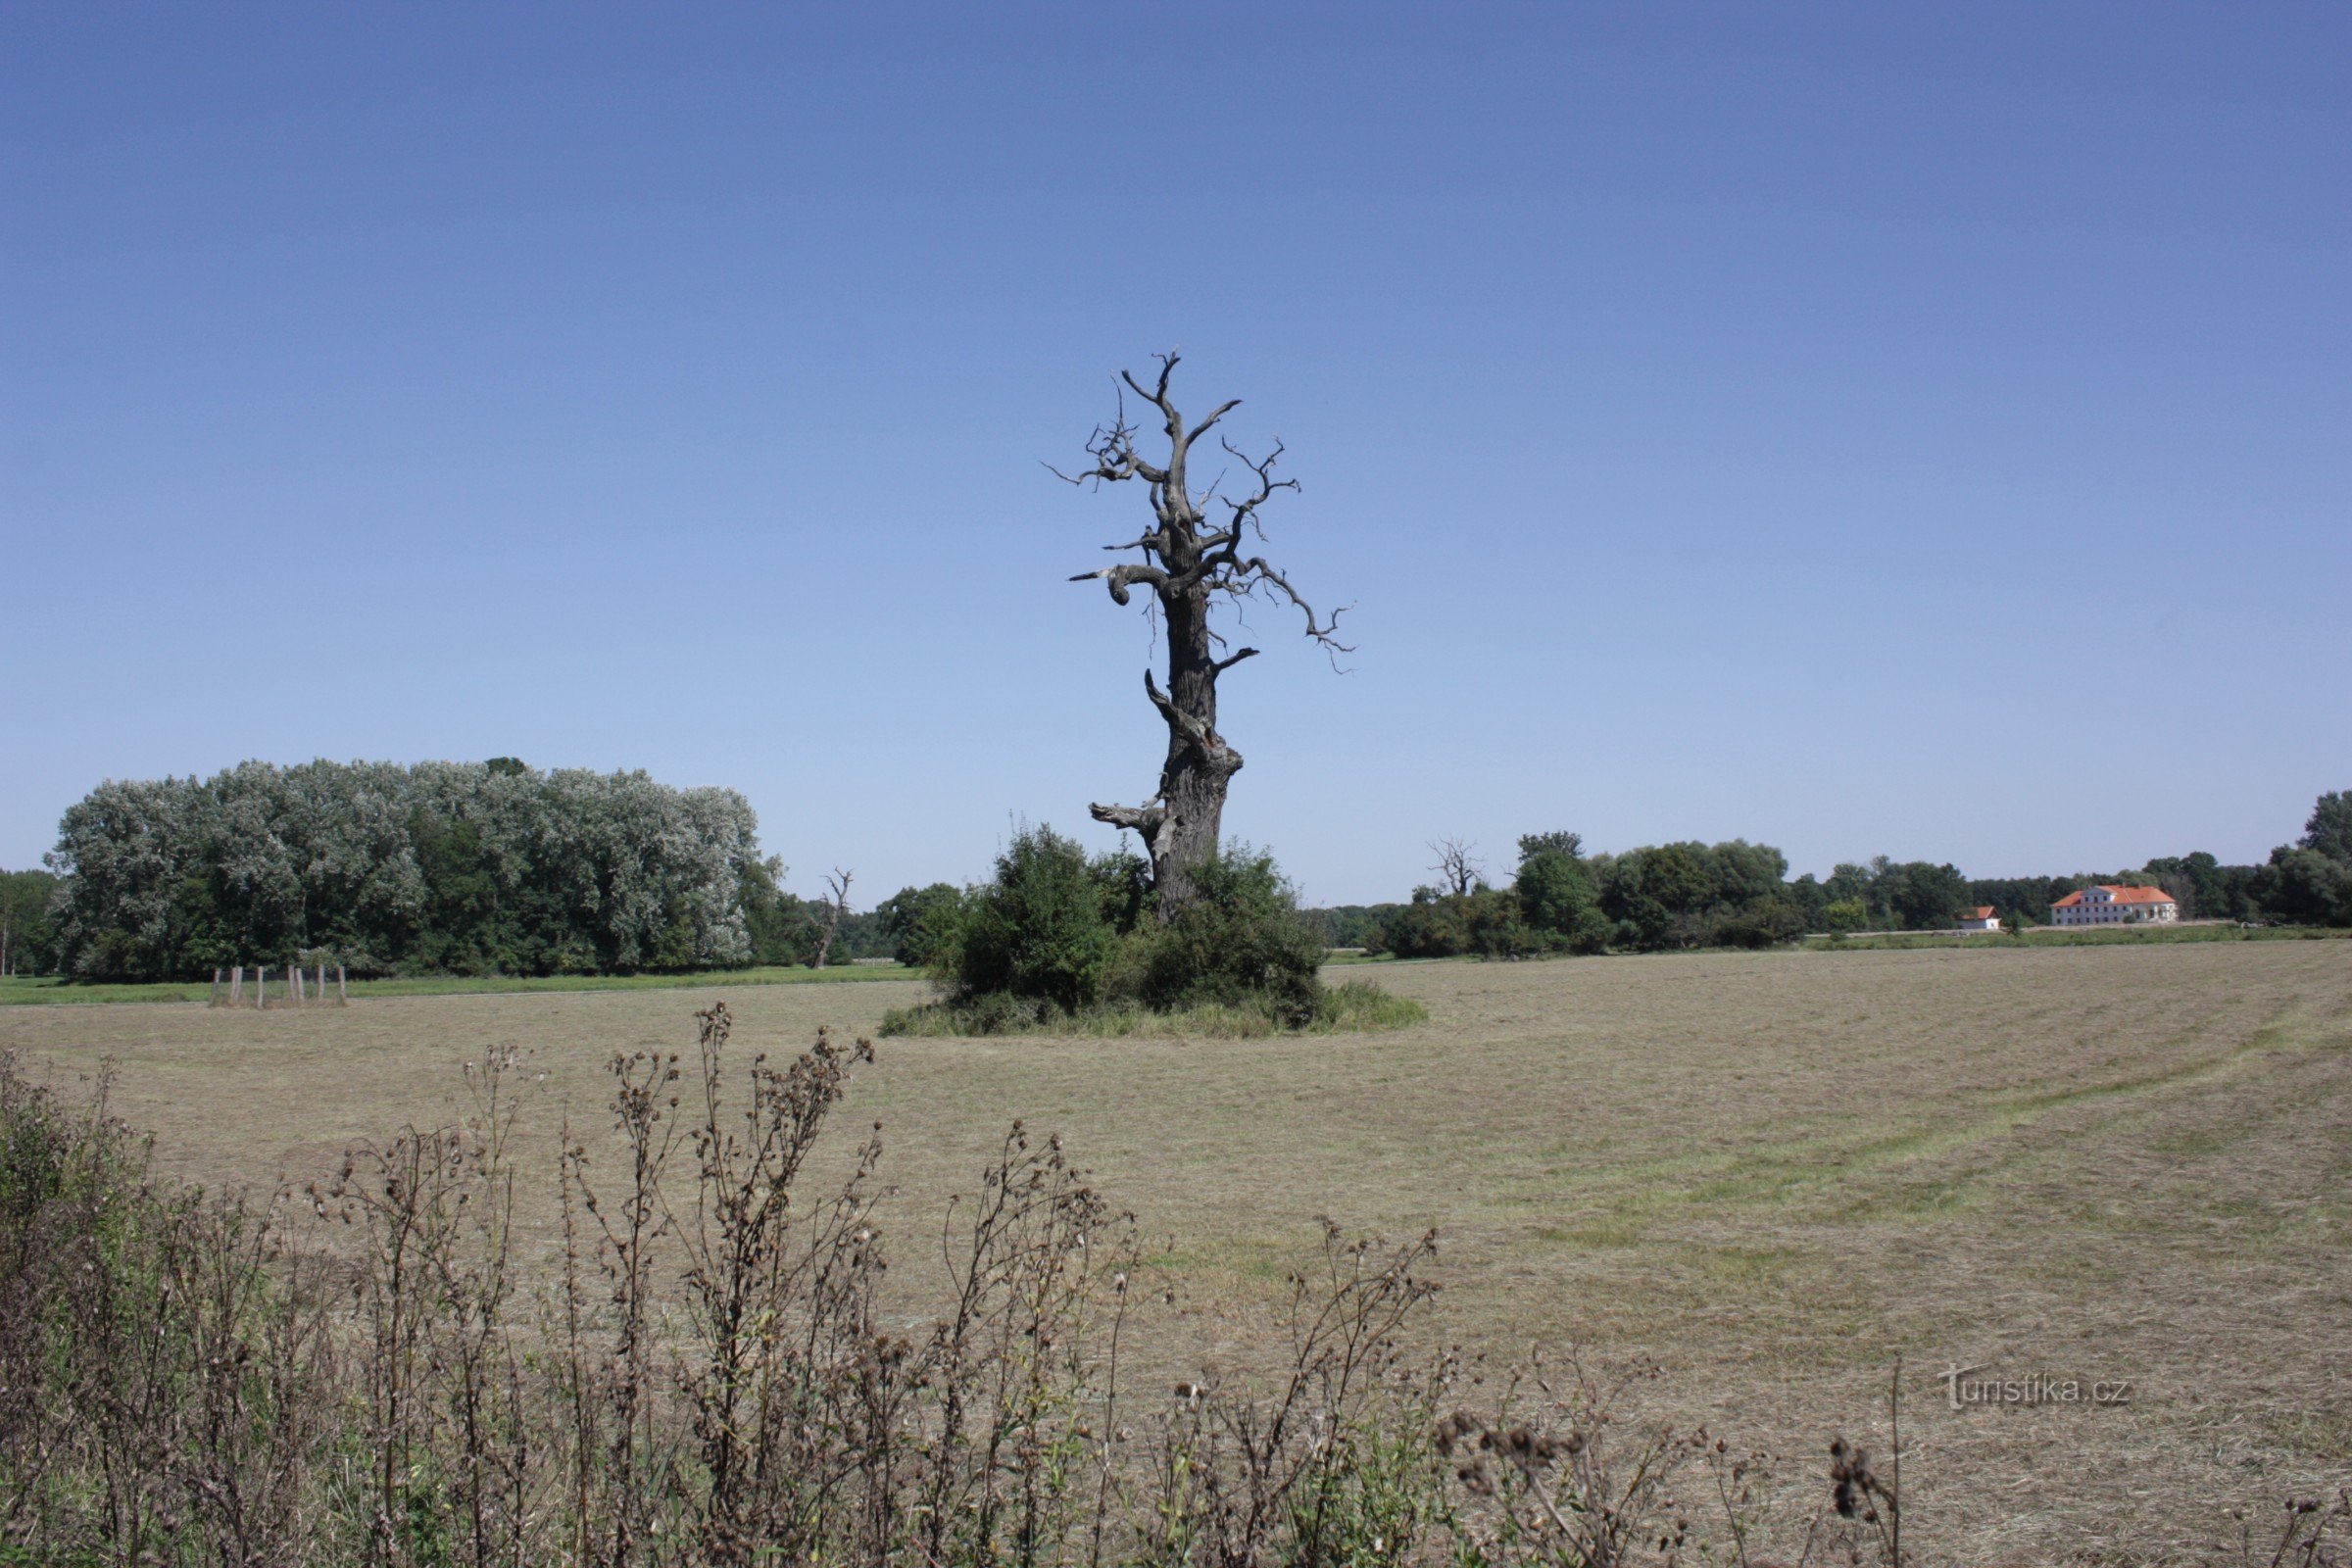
1059;355;1346;918
1132;594;1243;912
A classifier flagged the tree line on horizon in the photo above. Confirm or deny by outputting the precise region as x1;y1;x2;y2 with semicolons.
1299;791;2352;958
2;759;895;982
5;768;2347;980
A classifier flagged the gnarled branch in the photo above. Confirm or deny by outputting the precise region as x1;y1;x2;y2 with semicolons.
1228;557;1353;652
1088;800;1165;840
1143;669;1212;748
1068;563;1169;607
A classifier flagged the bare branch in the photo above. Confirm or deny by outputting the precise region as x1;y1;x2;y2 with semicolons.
1212;647;1260;674
1184;397;1243;456
1170;437;1298;594
1120;354;1179;419
1088;800;1165;840
1046;388;1171;489
1067;563;1169;607
1219;437;1297;534
1428;840;1482;900
1231;557;1354;652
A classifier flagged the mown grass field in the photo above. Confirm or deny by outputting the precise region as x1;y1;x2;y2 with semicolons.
7;942;2348;1563
0;961;916;1006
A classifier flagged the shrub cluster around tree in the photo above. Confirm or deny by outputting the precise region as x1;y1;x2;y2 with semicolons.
878;825;1412;1035
39;759;828;981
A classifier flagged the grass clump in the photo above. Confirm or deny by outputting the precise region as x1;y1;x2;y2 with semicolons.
880;825;1419;1037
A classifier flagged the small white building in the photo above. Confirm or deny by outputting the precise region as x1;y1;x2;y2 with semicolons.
1958;906;2002;932
2050;885;2179;927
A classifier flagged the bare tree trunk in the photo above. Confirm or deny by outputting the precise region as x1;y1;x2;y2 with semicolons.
1059;354;1348;918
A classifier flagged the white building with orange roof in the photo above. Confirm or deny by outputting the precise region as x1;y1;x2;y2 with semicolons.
1958;906;2002;931
2049;885;2179;927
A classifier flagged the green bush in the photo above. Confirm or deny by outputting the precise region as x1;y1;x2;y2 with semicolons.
873;882;967;968
1111;848;1324;1022
1711;901;1804;949
1514;846;1611;954
935;826;1128;1012
1373;889;1473;957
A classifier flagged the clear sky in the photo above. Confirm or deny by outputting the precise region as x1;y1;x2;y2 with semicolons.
3;4;2346;906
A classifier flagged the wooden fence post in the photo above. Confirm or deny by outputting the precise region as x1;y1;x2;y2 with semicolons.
337;964;348;1004
293;963;306;1004
211;968;222;1006
317;961;326;1003
257;966;270;1008
231;965;243;1004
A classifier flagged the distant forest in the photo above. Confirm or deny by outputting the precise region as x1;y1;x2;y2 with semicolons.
4;766;2346;980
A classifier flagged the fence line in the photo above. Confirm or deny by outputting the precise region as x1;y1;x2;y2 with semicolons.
209;962;349;1008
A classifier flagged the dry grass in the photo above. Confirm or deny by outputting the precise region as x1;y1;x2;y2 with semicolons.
6;941;2348;1564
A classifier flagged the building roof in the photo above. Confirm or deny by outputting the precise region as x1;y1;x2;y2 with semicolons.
1963;906;1996;920
2051;885;2175;908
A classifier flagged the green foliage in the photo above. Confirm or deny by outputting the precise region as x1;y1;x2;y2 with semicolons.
1588;840;1802;951
2259;848;2352;927
1513;840;1610;955
920;831;1400;1034
1877;859;1972;930
1112;848;1324;1021
1088;847;1153;937
2301;790;2352;864
1373;888;1472;958
936;825;1125;1012
880;978;1425;1039
0;870;59;976
873;882;967;967
1462;888;1542;958
1345;795;2352;956
1304;904;1396;948
44;760;773;980
737;856;812;966
1;964;912;1007
1516;830;1584;861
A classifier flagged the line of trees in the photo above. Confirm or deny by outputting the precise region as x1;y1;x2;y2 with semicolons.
1310;790;2352;959
17;771;2348;981
26;760;858;981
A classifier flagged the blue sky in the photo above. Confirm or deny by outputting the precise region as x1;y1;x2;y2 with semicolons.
3;3;2345;906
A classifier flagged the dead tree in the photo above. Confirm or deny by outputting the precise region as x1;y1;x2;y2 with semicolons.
1057;354;1349;916
809;869;853;969
1429;838;1484;900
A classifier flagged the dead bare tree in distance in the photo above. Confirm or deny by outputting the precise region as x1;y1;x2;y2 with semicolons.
1429;838;1484;899
809;868;852;969
1055;353;1350;917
